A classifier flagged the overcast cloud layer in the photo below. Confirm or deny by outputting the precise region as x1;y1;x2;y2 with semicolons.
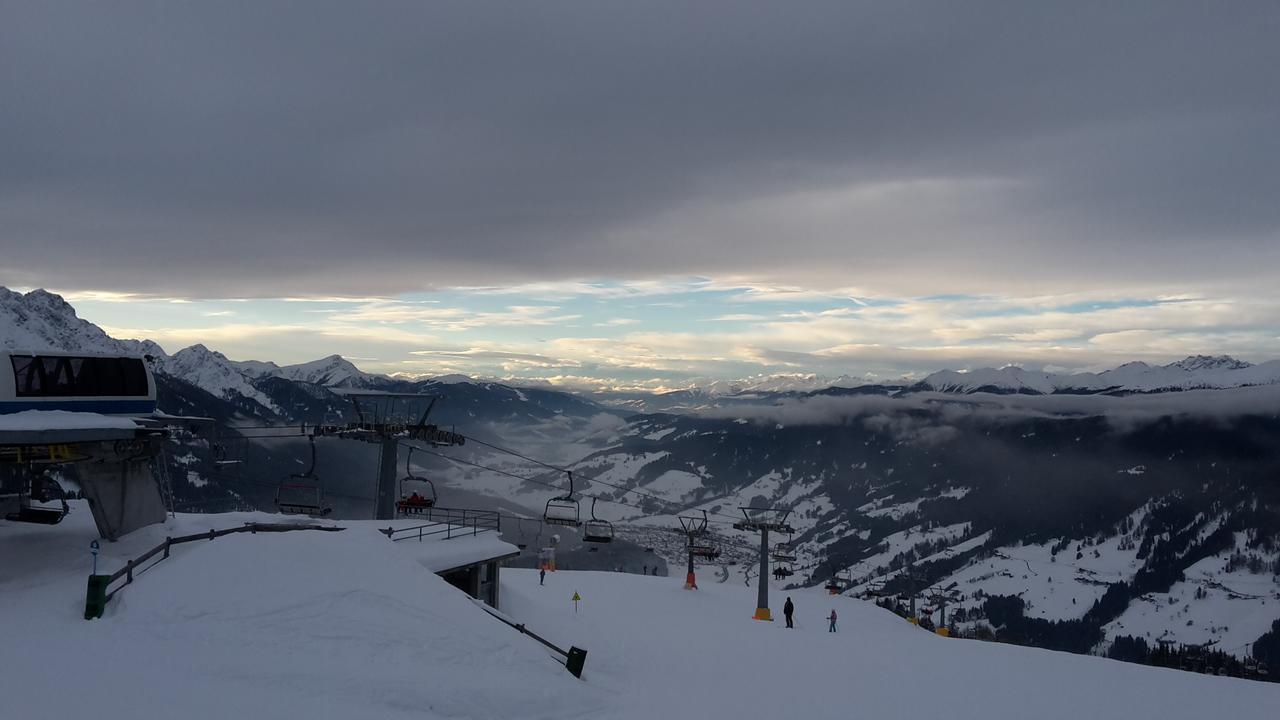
3;1;1279;297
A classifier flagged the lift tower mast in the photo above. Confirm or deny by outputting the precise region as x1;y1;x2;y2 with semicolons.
733;507;793;621
326;393;465;520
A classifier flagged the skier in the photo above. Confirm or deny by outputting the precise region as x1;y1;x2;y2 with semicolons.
828;608;838;633
539;568;546;586
643;564;648;575
784;596;795;628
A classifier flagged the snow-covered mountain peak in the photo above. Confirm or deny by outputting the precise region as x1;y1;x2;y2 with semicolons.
162;344;280;412
430;373;477;385
1167;355;1252;372
279;354;387;388
0;287;151;355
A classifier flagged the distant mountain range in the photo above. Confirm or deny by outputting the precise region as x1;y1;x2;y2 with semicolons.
5;287;1279;408
912;355;1280;396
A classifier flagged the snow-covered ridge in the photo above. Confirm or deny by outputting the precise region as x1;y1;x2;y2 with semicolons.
0;287;386;402
0;287;161;357
919;355;1280;395
159;344;281;411
272;354;387;387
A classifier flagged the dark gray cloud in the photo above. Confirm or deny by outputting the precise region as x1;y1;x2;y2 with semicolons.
2;1;1278;296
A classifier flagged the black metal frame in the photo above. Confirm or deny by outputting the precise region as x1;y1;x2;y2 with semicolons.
543;471;581;527
732;506;794;534
274;435;330;517
582;497;613;543
380;507;501;541
396;446;437;515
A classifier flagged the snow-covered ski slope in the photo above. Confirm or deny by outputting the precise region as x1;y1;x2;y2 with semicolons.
506;569;1278;719
3;506;1277;719
0;505;603;720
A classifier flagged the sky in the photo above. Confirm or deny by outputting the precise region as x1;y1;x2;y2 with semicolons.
3;2;1279;388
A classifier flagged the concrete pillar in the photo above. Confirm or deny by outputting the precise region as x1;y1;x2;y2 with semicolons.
79;459;166;541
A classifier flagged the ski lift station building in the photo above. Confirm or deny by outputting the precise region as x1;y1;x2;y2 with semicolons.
0;351;177;539
381;514;520;609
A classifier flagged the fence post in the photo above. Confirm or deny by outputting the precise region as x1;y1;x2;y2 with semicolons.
85;575;111;620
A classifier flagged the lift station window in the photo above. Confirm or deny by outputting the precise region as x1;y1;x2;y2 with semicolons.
10;355;150;397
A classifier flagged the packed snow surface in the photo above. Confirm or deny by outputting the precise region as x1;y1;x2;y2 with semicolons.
3;505;1277;719
506;569;1278;720
0;410;140;431
1;505;598;720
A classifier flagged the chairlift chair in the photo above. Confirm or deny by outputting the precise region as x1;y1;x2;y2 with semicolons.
690;541;721;559
825;567;851;594
543;471;582;527
582;497;614;543
4;475;70;525
771;534;796;564
274;436;331;517
395;447;437;516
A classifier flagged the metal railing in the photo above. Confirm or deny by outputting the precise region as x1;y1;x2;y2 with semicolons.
469;598;588;679
380;507;501;542
85;522;344;619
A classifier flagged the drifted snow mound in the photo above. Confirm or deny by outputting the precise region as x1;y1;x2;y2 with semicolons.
500;569;1280;720
0;506;604;720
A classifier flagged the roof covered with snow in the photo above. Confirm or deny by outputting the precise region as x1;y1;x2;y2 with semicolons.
0;410;144;444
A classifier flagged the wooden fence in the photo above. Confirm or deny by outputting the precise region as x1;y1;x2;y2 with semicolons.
85;522;344;619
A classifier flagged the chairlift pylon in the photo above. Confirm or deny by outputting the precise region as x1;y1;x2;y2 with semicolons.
582;497;614;543
395;446;437;515
543;471;582;527
275;435;331;517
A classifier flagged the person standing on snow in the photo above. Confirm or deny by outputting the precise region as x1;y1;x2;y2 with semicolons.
784;596;795;628
540;568;546;586
828;609;838;632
